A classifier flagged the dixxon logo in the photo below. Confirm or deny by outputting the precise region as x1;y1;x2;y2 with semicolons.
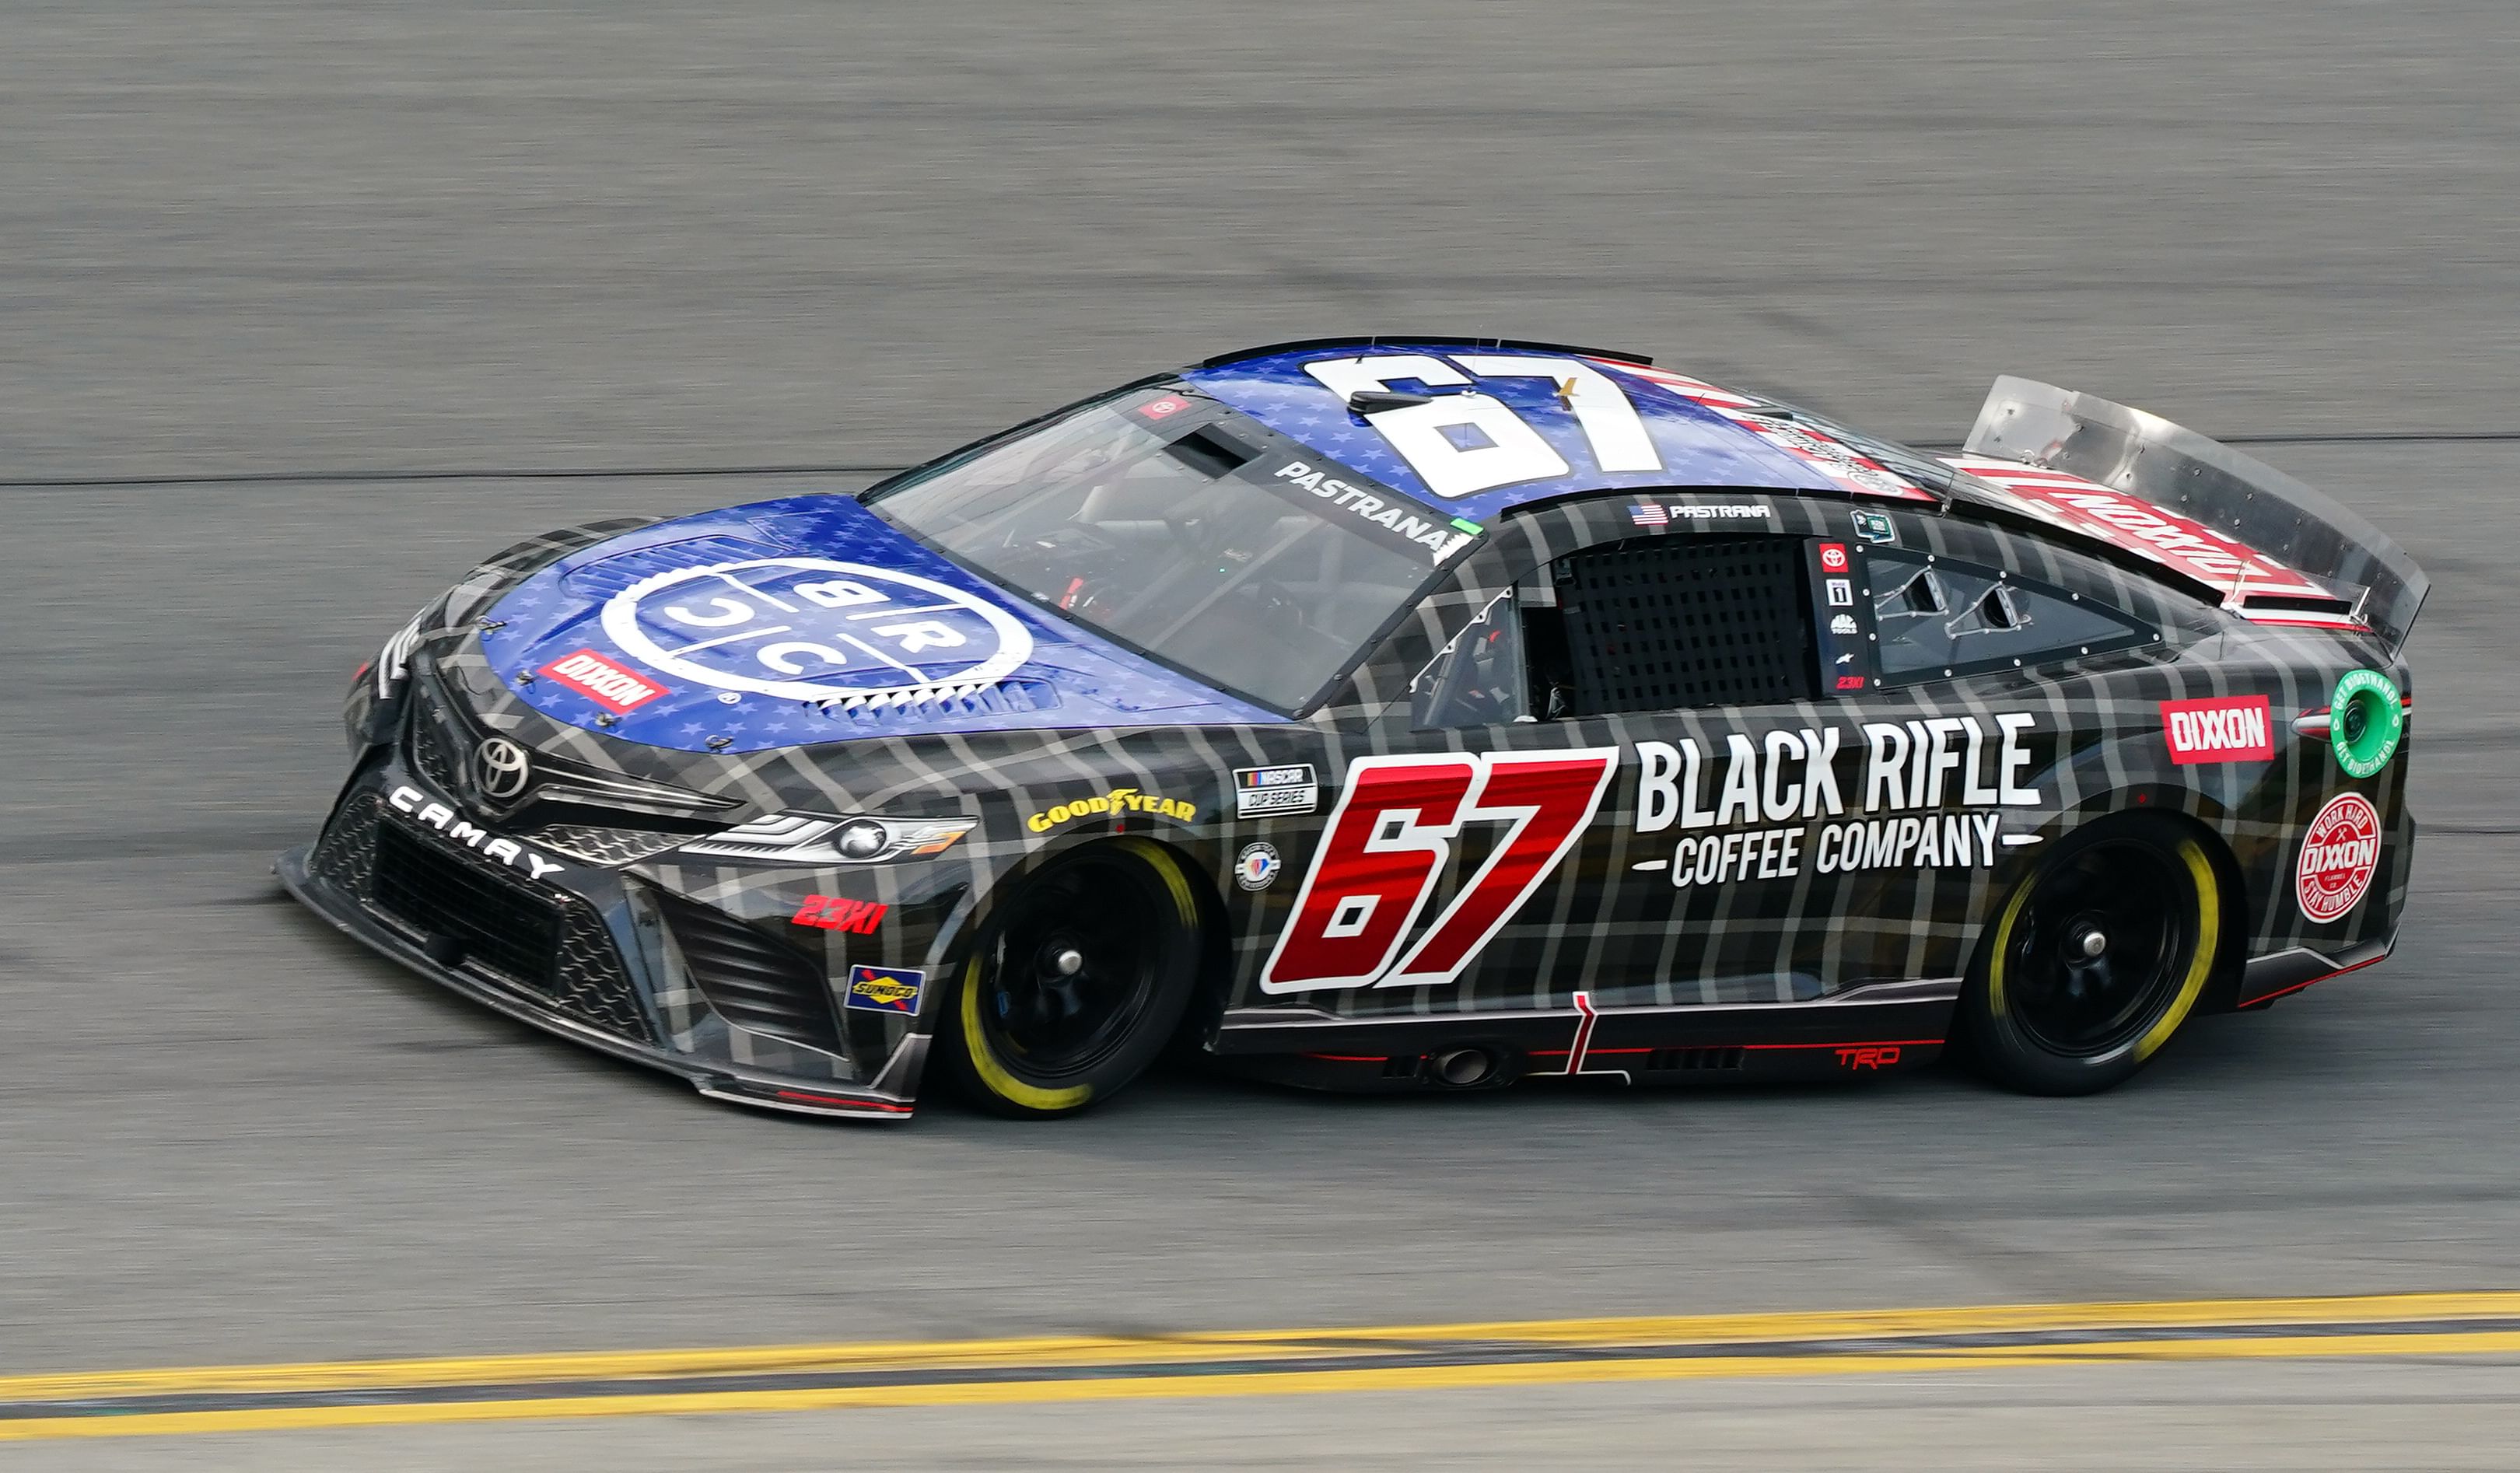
2161;695;2273;764
1261;750;1619;992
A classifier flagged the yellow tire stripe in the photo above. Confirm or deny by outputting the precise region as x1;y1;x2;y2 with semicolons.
1983;870;2037;1020
957;954;1090;1113
2135;838;2221;1060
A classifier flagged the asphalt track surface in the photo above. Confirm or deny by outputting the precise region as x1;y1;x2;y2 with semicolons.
4;1;2518;1465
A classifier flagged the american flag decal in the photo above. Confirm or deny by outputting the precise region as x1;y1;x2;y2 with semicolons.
1629;502;1668;528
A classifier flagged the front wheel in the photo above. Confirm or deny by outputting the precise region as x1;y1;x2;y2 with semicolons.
1960;819;2223;1096
939;838;1203;1118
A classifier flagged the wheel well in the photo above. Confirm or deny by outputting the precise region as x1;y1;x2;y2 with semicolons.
1962;808;2250;1014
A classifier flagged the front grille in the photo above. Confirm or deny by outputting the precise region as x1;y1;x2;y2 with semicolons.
656;890;841;1053
548;901;654;1042
374;824;560;983
310;791;384;893
521;823;691;866
406;680;468;795
369;822;656;1044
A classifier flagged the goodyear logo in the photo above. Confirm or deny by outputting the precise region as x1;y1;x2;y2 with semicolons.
1027;788;1196;834
843;964;926;1015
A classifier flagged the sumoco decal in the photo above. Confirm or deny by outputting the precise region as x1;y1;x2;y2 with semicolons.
1261;749;1619;992
2296;792;2382;922
842;964;926;1015
601;558;1033;709
1630;715;2045;887
792;894;887;935
537;648;670;713
1234;764;1319;819
1026;788;1196;834
386;785;565;881
1234;841;1281;891
2161;695;2273;764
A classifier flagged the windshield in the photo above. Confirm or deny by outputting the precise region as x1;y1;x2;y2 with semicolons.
867;387;1474;713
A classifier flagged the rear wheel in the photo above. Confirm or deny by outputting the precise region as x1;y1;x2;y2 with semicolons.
1961;818;2221;1095
940;838;1202;1118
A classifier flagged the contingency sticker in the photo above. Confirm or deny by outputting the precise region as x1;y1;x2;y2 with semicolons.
843;965;926;1014
2161;695;2274;764
1234;764;1319;818
2296;792;2381;923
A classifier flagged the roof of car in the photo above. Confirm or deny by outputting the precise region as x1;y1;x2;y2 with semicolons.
1181;338;1941;525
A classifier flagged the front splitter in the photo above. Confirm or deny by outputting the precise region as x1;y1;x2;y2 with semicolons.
277;844;919;1122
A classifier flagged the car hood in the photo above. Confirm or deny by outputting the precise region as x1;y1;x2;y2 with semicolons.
477;494;1283;754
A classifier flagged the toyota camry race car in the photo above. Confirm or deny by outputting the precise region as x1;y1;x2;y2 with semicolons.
282;339;2424;1120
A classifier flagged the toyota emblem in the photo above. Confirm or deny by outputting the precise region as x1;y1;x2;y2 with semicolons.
474;736;533;801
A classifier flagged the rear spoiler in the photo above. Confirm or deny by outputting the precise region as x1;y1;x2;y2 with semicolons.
1958;376;2427;649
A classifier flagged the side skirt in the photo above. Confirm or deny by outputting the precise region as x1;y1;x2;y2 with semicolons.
1210;978;1957;1093
2235;933;2395;1009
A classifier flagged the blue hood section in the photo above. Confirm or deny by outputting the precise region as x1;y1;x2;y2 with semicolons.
1185;343;1839;523
478;496;1284;753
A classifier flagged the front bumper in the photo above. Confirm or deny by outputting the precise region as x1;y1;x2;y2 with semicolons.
281;761;926;1122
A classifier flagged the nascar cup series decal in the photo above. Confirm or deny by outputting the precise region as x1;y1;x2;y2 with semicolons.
601;558;1032;709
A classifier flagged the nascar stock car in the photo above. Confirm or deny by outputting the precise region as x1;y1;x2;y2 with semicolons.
282;338;2423;1120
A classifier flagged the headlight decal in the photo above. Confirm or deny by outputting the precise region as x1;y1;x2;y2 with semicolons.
675;813;975;866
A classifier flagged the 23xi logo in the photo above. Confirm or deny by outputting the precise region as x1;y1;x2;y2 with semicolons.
1261;750;1619;992
601;558;1032;708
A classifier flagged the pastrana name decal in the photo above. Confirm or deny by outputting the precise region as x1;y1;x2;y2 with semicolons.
1269;460;1479;564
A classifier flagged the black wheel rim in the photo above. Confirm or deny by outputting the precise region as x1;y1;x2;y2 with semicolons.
978;854;1167;1082
2003;838;2193;1058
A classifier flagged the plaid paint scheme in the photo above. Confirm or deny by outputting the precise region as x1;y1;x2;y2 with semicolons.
286;392;2414;1117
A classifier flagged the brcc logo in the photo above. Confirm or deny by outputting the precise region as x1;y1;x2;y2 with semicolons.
601;558;1033;707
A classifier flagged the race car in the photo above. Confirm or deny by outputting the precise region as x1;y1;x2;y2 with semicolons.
282;338;2424;1119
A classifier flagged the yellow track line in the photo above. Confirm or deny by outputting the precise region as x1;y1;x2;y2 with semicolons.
5;1293;2517;1443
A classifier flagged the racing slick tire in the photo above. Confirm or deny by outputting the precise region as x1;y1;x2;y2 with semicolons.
1959;817;2222;1097
940;837;1203;1118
